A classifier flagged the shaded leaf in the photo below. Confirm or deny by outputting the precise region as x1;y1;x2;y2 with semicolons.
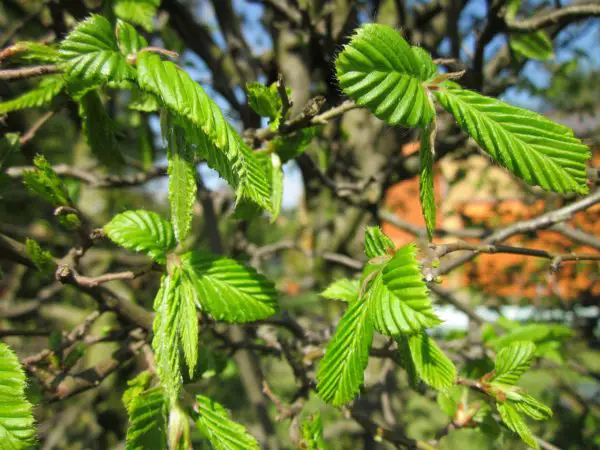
407;332;456;390
23;154;71;206
321;278;359;303
510;32;554;61
78;90;125;167
114;0;160;32
419;121;436;240
247;82;283;129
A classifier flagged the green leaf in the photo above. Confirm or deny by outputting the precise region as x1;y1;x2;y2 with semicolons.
246;82;283;129
115;19;148;56
395;335;419;388
194;395;260;450
178;274;199;378
59;14;135;86
162;113;197;243
336;23;437;127
493;341;536;385
130;87;161;112
270;153;284;220
136;51;272;212
497;402;538;449
321;278;359;303
437;386;465;418
78;90;125;167
0;133;20;171
438;429;496;450
317;299;373;405
0;77;64;115
152;273;182;401
407;332;456;390
124;387;168;450
510;32;554;61
104;209;175;264
23;154;71;206
0;343;37;449
114;0;160;32
123;371;153;413
25;238;55;274
368;244;441;335
506;392;552;421
302;412;328;450
364;226;394;258
181;251;278;323
270;128;316;162
12;41;60;63
419;121;436;240
433;82;590;194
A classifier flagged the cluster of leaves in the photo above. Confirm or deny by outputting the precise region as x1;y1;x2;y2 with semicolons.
335;23;590;239
0;9;589;449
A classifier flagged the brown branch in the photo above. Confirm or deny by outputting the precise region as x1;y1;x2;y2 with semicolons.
19;110;55;145
436;189;600;276
0;64;60;81
7;164;168;188
506;4;600;32
253;100;358;141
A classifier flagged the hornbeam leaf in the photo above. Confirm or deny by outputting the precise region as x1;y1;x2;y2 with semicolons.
0;343;37;449
136;51;272;211
336;23;437;127
152;273;183;401
301;412;328;450
321;278;360;303
0;77;64;115
162;113;197;243
78;90;125;167
508;393;552;421
114;0;160;32
433;81;590;194
124;387;167;450
23;154;71;207
11;41;60;63
181;251;278;323
317;299;373;405
104;209;175;264
179;274;199;378
369;244;441;335
407;332;456;390
246;81;283;129
419;121;436;240
492;341;535;385
364;226;394;258
497;402;539;449
59;14;135;85
194;395;260;450
116;20;148;56
509;32;554;61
